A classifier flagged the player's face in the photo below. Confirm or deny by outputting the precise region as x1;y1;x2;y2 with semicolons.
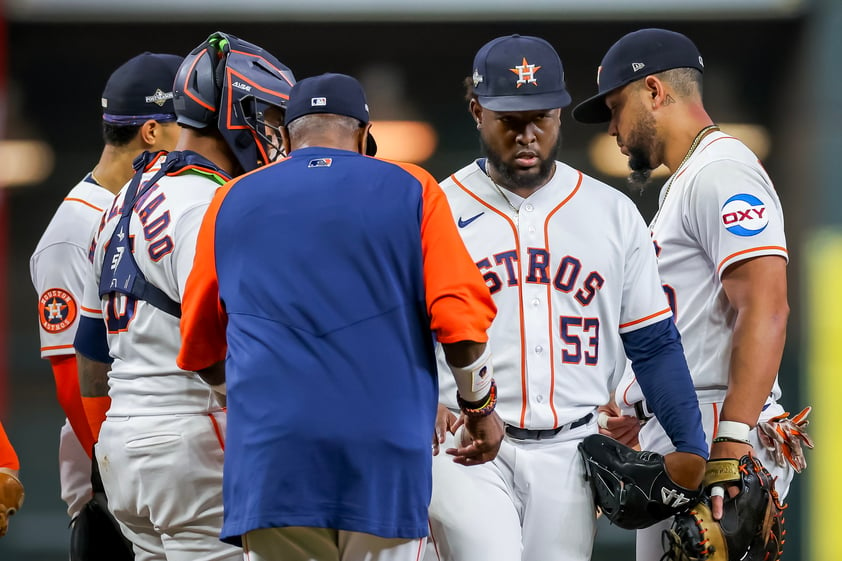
477;105;561;191
262;106;286;162
606;86;661;187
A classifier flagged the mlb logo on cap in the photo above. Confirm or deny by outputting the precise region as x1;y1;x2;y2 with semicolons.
311;97;327;107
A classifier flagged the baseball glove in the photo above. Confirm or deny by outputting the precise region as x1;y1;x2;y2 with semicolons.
756;406;814;473
661;454;785;561
579;434;702;529
0;469;24;538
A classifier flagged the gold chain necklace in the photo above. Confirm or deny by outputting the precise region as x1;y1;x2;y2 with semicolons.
484;161;521;220
650;124;719;228
90;167;104;187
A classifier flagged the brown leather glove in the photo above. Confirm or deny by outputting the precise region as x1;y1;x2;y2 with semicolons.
0;469;24;538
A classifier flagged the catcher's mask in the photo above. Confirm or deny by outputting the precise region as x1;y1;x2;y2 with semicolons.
173;31;296;172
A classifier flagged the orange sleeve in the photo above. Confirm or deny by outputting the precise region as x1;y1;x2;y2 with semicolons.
394;162;496;344
81;396;110;442
0;421;19;471
48;355;95;458
177;181;234;372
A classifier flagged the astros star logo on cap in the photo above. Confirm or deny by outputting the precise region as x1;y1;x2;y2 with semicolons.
510;57;541;88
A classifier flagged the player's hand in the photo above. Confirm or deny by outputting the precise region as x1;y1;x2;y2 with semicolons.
446;410;504;466
663;451;705;491
708;440;753;520
597;402;641;448
432;404;459;456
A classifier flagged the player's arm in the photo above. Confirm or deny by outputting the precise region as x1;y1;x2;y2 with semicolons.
177;183;230;378
619;204;706;488
74;268;113;441
407;162;503;465
30;245;98;456
713;255;788;460
622;319;707;489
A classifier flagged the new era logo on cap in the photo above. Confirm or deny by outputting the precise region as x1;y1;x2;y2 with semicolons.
573;28;705;124
311;97;327;107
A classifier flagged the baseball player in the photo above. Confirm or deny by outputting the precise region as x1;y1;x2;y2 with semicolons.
29;52;182;523
0;420;24;538
72;32;294;561
573;28;803;560
425;34;708;561
176;72;503;561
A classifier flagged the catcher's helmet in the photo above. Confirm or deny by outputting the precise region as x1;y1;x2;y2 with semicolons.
173;31;296;172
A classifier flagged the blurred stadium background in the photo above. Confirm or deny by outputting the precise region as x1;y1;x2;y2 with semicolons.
1;0;839;559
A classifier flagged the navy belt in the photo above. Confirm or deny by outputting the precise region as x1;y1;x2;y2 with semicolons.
505;412;593;440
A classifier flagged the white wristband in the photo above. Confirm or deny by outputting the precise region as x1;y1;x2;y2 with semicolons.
448;346;493;402
716;420;750;443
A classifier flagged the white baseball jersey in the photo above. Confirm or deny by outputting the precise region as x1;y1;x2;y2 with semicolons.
436;160;672;429
31;177;114;357
80;152;242;561
30;175;113;518
617;130;787;408
80;152;221;416
614;131;790;561
427;160;676;561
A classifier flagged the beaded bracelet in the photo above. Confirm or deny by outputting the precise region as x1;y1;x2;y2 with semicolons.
712;436;752;445
457;380;497;418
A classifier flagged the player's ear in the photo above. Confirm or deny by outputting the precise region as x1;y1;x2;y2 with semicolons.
359;123;373;156
139;119;158;146
644;76;668;109
280;126;292;157
469;98;482;129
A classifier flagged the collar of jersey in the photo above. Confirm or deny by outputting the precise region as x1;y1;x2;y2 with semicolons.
163;150;232;186
289;146;362;158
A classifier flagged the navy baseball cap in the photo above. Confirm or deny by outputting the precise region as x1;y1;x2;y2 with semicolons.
101;52;183;126
472;34;571;112
573;29;705;124
285;73;377;155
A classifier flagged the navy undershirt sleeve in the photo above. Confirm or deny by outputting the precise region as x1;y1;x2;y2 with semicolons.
73;315;114;364
621;318;709;459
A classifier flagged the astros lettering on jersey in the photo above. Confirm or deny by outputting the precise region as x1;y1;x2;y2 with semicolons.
436;158;673;430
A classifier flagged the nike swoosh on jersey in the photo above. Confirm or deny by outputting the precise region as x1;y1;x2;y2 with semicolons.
458;212;485;228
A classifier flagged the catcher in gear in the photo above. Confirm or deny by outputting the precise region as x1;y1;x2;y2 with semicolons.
579;434;702;530
662;454;786;561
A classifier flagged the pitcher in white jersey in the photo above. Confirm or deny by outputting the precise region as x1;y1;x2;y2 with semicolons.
424;34;709;561
73;32;295;561
30;52;181;543
574;28;812;560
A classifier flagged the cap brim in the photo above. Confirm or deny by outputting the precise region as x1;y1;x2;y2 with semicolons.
365;132;378;157
478;90;572;112
572;93;611;124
